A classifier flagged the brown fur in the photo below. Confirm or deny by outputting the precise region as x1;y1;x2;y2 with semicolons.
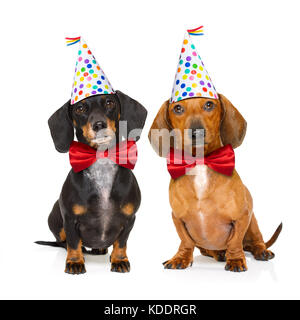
110;241;130;273
72;204;87;216
121;203;134;216
198;247;226;262
65;240;86;274
81;122;95;142
59;228;66;242
149;94;281;272
107;118;116;132
148;94;247;157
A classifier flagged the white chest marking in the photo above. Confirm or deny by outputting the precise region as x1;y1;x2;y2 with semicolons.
84;158;118;208
189;164;209;200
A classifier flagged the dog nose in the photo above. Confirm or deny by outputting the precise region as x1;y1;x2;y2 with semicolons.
191;128;206;139
92;121;107;132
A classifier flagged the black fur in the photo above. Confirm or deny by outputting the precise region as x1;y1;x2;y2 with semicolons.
38;93;147;273
48;100;74;153
116;90;147;141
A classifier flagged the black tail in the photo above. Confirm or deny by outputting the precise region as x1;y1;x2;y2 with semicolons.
35;241;67;249
35;241;108;255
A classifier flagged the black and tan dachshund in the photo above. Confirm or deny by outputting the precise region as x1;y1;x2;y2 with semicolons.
36;91;147;275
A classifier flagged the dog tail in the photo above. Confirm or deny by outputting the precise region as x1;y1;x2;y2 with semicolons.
35;241;108;255
265;223;283;249
35;241;67;249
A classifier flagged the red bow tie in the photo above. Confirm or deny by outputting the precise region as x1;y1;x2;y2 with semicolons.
69;140;137;173
167;144;235;179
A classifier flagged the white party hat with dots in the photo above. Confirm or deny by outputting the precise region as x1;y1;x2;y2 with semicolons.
170;26;218;103
66;37;114;105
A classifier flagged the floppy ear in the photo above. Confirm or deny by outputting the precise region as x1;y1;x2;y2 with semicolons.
115;90;147;141
219;93;247;149
48;100;74;153
148;99;174;158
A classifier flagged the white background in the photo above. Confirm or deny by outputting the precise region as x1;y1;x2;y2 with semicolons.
0;0;299;300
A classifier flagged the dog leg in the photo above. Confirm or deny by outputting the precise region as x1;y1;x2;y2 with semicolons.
65;241;86;275
48;200;65;242
225;215;249;272
198;247;226;262
110;242;130;273
243;214;275;261
110;216;135;273
163;213;194;270
64;216;86;275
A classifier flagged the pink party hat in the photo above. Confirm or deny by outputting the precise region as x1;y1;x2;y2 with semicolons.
170;26;218;103
66;37;114;105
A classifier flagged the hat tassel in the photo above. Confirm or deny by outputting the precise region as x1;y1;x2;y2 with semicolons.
187;26;204;36
65;37;81;46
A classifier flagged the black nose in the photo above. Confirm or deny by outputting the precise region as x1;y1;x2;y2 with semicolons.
189;122;206;141
92;121;107;132
191;128;206;139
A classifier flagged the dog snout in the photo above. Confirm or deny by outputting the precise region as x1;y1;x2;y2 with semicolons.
190;128;206;139
189;122;206;141
92;121;107;132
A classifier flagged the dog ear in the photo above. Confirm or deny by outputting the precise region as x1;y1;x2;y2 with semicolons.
48;100;74;153
115;90;147;142
148;99;174;158
219;93;247;149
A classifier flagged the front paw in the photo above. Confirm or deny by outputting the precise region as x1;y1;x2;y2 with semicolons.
111;260;130;273
65;261;86;275
254;249;275;261
225;259;247;272
163;256;193;270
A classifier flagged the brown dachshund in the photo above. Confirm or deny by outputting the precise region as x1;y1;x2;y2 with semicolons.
149;94;282;272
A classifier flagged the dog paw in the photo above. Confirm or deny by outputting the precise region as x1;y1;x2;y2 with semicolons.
225;259;247;272
111;260;130;273
254;249;275;261
65;262;86;275
163;257;193;270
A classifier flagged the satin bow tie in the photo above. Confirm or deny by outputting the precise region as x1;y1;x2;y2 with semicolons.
167;144;235;179
69;140;137;173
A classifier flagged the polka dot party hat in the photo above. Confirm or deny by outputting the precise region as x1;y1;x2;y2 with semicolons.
66;37;115;105
170;26;218;103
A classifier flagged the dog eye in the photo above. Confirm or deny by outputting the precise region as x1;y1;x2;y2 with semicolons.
75;105;87;114
106;99;115;108
203;101;215;112
173;104;185;115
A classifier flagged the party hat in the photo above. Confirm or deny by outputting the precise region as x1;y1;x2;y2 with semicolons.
66;37;115;105
170;26;218;103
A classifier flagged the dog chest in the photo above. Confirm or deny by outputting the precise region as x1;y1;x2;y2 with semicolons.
169;164;210;219
189;164;209;200
84;158;118;207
